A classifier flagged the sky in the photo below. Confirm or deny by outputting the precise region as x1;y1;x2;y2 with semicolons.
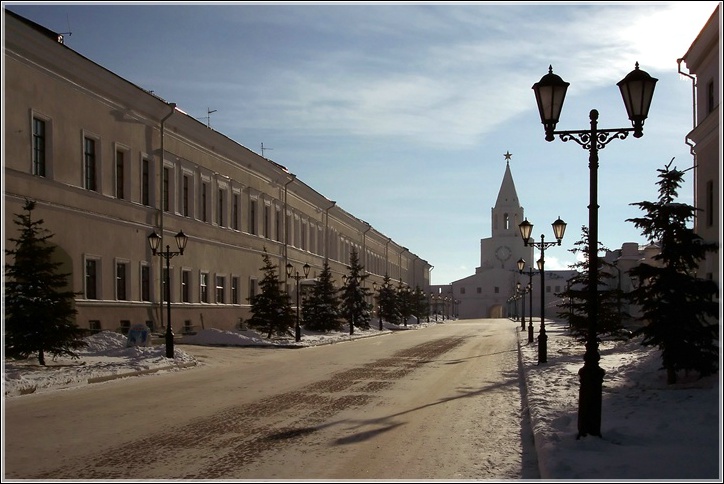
3;320;720;479
3;1;720;285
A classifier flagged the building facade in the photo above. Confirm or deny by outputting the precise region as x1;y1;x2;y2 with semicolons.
3;10;431;335
680;4;721;291
599;242;661;326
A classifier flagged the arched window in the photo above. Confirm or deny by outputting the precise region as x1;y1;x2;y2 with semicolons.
504;213;510;230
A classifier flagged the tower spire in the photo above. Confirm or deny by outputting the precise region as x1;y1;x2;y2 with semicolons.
495;151;519;208
504;150;512;165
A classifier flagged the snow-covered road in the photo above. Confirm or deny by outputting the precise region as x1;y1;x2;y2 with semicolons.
4;319;538;479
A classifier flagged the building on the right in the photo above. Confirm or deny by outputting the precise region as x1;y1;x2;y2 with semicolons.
600;242;661;327
679;3;720;290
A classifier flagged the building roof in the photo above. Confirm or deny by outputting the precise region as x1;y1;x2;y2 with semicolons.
494;159;520;209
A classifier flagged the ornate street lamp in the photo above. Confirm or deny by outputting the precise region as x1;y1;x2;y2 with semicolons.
533;63;657;438
516;281;531;332
373;281;383;330
342;273;360;335
425;290;430;323
519;217;566;364
286;262;310;342
517;258;537;342
148;230;188;359
429;293;436;321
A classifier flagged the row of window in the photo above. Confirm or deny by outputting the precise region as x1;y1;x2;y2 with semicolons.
89;320;196;335
32;115;267;232
455;284;561;295
84;258;256;305
31;115;410;278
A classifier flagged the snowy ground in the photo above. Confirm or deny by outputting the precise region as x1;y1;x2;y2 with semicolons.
2;320;412;397
519;321;721;480
3;318;721;480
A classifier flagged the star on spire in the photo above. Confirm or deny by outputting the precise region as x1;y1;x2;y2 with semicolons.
504;151;512;163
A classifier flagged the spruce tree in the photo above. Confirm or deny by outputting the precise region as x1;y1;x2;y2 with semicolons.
555;226;626;340
411;286;429;323
302;262;342;332
4;199;87;365
397;280;413;326
339;248;372;331
247;249;294;338
627;160;719;384
377;273;400;325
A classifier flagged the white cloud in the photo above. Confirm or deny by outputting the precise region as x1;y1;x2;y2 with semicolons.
540;254;576;271
209;3;718;150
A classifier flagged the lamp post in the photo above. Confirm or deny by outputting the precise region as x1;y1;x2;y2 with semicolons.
148;230;188;359
518;258;536;339
565;279;573;332
402;285;411;327
427;291;432;322
342;274;359;335
286;262;310;342
519;217;567;364
373;282;384;330
611;261;623;329
533;63;657;438
516;281;530;333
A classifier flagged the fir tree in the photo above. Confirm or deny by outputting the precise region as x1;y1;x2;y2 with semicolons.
555;226;627;340
247;249;294;338
410;286;429;323
397;280;413;326
4;199;87;365
302;262;342;332
377;273;400;325
339;248;372;331
627;160;719;384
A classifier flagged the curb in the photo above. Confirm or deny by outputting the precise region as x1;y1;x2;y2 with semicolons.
269;329;394;348
87;360;198;384
516;324;548;480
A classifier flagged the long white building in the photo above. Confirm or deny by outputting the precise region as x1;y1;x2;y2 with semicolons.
3;10;431;335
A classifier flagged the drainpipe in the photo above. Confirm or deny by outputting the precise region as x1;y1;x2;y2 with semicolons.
362;222;371;290
677;58;697;136
324;200;336;264
399;247;408;284
362;222;371;269
283;174;296;279
385;237;391;276
677;57;698;231
158;102;176;329
412;255;418;288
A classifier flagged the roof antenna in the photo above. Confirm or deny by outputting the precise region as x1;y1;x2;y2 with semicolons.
196;108;217;128
58;13;72;44
261;142;273;158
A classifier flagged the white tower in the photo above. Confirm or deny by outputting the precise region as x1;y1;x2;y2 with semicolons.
479;151;532;272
